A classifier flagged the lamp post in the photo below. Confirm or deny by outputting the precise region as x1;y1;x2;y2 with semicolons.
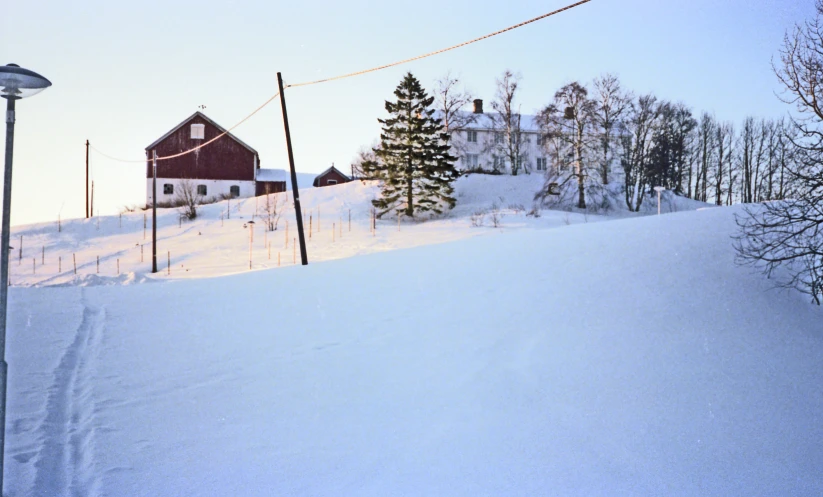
653;186;665;216
247;220;255;270
0;63;51;495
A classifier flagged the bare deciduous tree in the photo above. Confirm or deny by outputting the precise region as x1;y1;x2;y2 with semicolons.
591;74;632;185
434;71;476;132
258;188;287;231
176;179;202;220
490;70;528;176
735;1;823;304
620;94;662;212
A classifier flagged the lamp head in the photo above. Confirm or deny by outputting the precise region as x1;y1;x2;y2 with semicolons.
0;64;51;100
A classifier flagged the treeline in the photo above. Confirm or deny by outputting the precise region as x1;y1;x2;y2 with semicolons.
533;74;799;211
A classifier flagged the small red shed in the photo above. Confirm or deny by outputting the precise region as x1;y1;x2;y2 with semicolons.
313;165;351;187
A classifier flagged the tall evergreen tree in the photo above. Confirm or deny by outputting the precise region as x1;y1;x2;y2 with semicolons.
363;72;458;218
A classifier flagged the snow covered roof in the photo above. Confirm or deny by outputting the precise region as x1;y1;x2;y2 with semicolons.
256;168;288;182
145;111;259;156
435;110;541;132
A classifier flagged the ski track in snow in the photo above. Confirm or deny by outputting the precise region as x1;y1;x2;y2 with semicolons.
31;290;104;497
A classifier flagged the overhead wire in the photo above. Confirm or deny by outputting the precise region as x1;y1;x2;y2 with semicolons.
89;91;281;163
89;0;592;163
285;0;591;88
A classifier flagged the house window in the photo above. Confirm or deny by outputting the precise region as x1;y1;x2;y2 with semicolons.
494;132;504;144
466;130;478;143
536;134;545;146
327;179;338;185
230;185;240;198
536;158;548;171
163;184;174;195
191;124;205;140
197;185;207;196
464;154;479;169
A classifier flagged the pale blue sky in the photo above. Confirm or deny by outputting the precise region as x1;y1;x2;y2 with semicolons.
1;0;813;225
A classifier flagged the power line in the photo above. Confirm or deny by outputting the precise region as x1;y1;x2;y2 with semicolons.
89;0;592;163
285;0;592;89
90;91;281;163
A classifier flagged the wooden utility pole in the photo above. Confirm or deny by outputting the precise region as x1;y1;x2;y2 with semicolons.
152;150;158;273
85;140;89;218
90;181;94;218
277;72;308;265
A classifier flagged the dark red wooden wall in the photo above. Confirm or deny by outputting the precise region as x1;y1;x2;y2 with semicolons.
256;181;286;196
146;115;255;181
314;169;350;187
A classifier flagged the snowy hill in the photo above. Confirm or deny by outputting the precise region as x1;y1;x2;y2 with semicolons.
4;193;822;495
7;174;704;288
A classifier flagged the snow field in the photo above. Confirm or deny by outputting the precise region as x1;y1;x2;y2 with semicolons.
8;175;610;287
3;196;822;495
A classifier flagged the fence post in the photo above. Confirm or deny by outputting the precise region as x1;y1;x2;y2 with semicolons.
117;259;120;275
58;256;61;273
32;258;35;275
141;244;144;263
41;246;44;265
18;235;22;265
167;251;170;275
96;255;99;274
73;253;77;275
309;215;312;239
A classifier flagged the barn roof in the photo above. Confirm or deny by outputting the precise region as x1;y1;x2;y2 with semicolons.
145;111;259;155
312;165;350;187
256;168;288;182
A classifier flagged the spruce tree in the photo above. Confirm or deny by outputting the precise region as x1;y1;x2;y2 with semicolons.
363;72;458;218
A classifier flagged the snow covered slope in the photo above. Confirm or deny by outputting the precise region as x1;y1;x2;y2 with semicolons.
7;174;704;288
5;204;822;496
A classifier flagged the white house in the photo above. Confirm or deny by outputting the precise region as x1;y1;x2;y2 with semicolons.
446;99;549;174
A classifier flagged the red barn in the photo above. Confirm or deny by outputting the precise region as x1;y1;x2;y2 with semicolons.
145;111;285;205
313;165;351;187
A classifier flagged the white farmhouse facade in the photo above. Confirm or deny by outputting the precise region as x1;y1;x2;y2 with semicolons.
446;99;549;175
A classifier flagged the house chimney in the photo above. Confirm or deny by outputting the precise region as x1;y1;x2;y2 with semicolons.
473;99;483;114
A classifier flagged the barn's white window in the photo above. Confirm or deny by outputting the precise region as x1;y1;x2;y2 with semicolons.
191;124;205;140
230;185;240;198
163;184;174;195
197;185;207;196
466;130;477;143
327;179;338;185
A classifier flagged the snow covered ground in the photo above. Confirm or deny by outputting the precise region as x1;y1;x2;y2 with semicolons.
4;175;822;496
6;174;701;288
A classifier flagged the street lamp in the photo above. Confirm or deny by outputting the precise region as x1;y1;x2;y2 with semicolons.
0;63;51;495
246;220;255;270
653;186;665;216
